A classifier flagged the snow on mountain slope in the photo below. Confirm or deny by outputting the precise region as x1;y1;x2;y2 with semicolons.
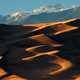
0;5;80;25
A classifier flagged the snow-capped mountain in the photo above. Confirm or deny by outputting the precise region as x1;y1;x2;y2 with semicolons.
21;5;80;24
0;5;80;25
32;4;65;14
4;11;31;24
7;12;29;21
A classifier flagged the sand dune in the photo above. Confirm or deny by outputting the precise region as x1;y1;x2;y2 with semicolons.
0;18;80;80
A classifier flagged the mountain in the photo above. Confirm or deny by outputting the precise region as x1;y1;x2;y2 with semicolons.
0;5;80;25
0;15;6;24
22;6;80;24
4;11;31;24
32;4;64;14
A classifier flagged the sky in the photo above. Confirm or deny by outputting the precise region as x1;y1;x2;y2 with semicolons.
0;0;80;15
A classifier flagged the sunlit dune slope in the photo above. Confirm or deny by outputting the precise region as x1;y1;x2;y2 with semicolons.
0;18;80;80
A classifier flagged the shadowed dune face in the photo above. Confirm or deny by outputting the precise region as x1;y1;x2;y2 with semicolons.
0;18;80;80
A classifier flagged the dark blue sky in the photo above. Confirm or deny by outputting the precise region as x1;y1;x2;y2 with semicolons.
0;0;80;15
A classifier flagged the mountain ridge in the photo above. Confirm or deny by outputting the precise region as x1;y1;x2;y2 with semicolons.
0;5;80;25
